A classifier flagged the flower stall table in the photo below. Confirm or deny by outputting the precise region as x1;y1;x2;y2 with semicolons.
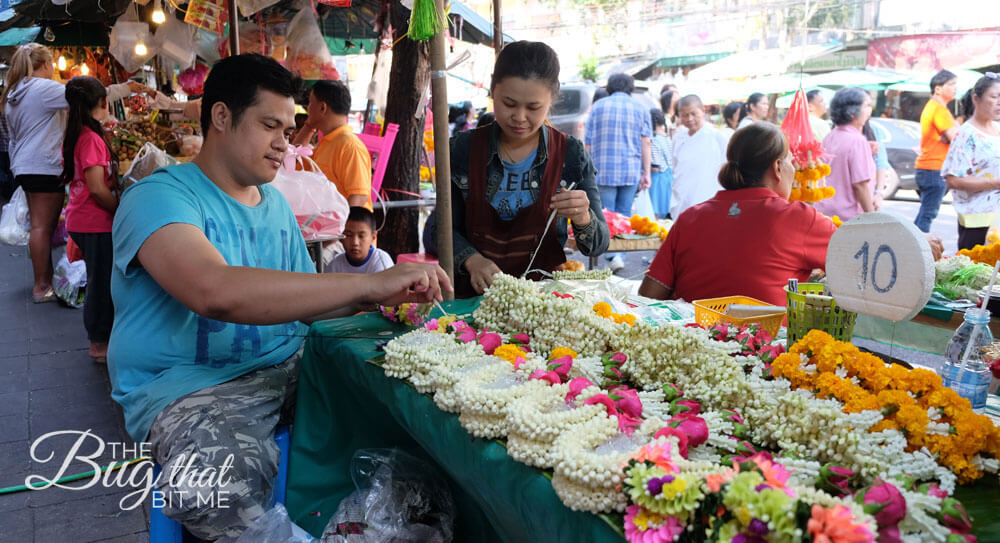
567;235;663;270
284;297;625;542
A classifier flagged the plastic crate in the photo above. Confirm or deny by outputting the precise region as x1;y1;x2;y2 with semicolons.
785;283;858;345
692;296;785;337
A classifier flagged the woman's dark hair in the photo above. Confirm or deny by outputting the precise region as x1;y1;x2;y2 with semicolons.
967;75;1000;116
490;41;560;97
718;122;788;191
201;53;301;139
862;120;876;142
607;73;634;95
660;90;678;116
739;92;765;121
61;76;112;184
649;107;665;130
930;69;957;94
959;89;975;120
476;112;494;128
829;87;869;126
722;101;742;128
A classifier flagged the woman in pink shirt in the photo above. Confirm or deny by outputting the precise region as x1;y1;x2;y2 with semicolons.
62;77;118;363
814;87;877;222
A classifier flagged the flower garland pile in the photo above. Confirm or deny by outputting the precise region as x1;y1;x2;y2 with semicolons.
552;268;613;281
378;302;432;327
789;156;835;203
629;215;669;240
771;329;1000;483
958;241;1000;266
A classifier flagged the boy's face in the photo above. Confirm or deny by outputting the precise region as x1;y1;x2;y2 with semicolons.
343;220;375;262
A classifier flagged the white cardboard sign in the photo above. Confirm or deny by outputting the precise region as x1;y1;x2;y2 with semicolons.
825;212;934;322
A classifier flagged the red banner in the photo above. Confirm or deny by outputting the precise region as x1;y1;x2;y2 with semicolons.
867;30;1000;72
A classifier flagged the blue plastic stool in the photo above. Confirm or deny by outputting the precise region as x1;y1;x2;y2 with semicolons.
149;425;291;543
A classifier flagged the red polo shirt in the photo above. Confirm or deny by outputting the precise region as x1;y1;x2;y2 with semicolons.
647;187;837;306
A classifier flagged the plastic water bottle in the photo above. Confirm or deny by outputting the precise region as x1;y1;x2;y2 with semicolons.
941;308;994;412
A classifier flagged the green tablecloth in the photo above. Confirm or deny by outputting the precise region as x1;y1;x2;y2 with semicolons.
285;298;625;542
285;299;1000;542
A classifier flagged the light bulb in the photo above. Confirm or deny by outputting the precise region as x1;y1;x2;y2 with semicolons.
152;7;165;24
135;43;147;56
80;63;90;76
57;55;67;71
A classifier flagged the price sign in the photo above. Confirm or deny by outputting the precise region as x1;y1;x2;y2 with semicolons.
825;212;934;322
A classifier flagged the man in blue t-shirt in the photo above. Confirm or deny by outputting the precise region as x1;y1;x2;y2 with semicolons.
109;54;450;542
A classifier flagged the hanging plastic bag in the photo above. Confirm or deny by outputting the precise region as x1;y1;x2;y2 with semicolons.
122;142;179;189
285;8;339;80
53;253;87;308
322;449;454;543
235;504;315;543
270;155;349;241
631;189;655;220
109;12;156;74
154;10;196;69
0;186;30;246
237;0;282;16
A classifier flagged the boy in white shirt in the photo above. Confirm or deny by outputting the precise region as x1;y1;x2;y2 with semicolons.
324;206;394;273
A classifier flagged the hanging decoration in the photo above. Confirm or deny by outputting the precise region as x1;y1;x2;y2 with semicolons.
408;0;443;42
184;0;228;34
780;89;834;204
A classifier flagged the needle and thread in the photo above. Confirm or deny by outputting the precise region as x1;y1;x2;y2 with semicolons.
523;181;578;278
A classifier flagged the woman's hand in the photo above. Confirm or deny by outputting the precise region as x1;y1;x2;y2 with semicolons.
550;189;592;226
464;253;502;294
126;81;156;95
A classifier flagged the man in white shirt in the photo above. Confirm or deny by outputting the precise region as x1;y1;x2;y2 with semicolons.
807;89;831;143
670;95;729;219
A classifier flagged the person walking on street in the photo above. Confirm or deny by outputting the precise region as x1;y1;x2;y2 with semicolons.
807;89;831;143
670;95;728;219
914;69;959;233
814;88;877;222
649;108;673;219
942;75;1000;250
585;72;651;271
737;92;769;129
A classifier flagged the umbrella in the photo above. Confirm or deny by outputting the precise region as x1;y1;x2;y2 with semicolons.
806;68;907;90
886;68;984;94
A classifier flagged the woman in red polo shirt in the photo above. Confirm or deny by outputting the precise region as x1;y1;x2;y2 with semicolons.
638;123;837;306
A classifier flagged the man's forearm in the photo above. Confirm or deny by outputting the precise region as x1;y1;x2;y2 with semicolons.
853;181;875;212
642;137;652;176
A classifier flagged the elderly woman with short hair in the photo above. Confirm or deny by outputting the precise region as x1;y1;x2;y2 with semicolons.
814;87;877;222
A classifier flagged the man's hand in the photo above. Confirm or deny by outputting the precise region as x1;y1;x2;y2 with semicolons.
126;81;155;95
464;253;502;294
550;189;592;225
370;262;452;306
639;173;652;191
924;234;944;261
872;192;883;211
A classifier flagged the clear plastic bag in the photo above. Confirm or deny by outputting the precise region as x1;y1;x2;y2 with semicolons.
122;143;178;189
322;449;455;543
270;156;349;241
53;253;87;308
0;186;30;246
154;10;196;69
109;16;156;74
236;503;316;543
285;8;339;80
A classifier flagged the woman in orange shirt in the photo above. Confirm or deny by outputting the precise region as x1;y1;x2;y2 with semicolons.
914;69;959;233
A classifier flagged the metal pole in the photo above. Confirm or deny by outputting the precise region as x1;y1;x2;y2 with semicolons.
492;0;502;58
227;0;240;56
430;0;454;298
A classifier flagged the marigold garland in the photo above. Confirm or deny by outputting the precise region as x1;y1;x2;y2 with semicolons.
593;302;637;326
771;330;1000;483
958;241;1000;265
629;215;669;241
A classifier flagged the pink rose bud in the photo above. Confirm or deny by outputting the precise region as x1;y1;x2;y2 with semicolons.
878;525;902;543
613;387;643;419
662;383;683;402
424;318;440;331
584;394;619;418
654;426;689;458
946;533;977;543
513;356;527;370
548;355;573;378
938;498;973;533
858;479;907;528
478;332;502;355
617;413;642;436
669;414;708;448
512;333;531;345
916;482;949;499
610;352;627;364
529;369;560;386
565;377;593;403
817;464;855;497
670;398;701;417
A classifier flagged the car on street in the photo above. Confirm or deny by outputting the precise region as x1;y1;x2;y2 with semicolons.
868;117;921;199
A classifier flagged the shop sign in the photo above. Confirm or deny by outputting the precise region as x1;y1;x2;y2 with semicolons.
789;49;867;73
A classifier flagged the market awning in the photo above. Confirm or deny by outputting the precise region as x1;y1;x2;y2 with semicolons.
447;1;514;46
867;30;1000;72
0;24;37;45
632;51;732;80
805;68;907;90
688;41;843;80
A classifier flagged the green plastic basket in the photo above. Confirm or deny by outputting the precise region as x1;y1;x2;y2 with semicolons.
785;283;858;346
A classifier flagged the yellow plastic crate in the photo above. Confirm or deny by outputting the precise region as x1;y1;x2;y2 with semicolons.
692;296;785;337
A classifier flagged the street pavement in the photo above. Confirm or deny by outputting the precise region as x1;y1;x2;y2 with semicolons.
0;245;149;542
0;195;959;542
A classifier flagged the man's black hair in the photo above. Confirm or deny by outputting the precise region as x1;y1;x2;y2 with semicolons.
200;54;301;138
311;80;352;116
806;89;822;103
346;206;376;231
607;73;634;95
930;70;956;94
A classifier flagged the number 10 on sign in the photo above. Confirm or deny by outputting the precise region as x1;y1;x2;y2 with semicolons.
826;213;934;322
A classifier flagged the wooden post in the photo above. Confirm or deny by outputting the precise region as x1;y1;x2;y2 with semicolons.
430;0;454;297
227;0;239;56
493;0;503;58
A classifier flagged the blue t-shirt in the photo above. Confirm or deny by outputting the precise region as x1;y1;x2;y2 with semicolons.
490;148;538;220
108;163;314;441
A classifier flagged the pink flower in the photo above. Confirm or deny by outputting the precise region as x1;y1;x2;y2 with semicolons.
529;369;560;385
565;377;593;403
654;426;690;458
670;398;701;417
512;333;531;345
450;321;477;342
624;506;684;543
757;344;785;363
916;482;948;499
512;356;527;370
860;479;906;529
938;497;973;534
584;394;619;418
877;525;902;543
610;352;627;364
817;464;855;497
668;414;708;448
478;331;502;355
423;318;439;331
662;384;683;402
613;387;643;419
618;412;643;436
548;355;573;379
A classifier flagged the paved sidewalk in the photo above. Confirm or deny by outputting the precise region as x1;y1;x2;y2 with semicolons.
0;245;149;542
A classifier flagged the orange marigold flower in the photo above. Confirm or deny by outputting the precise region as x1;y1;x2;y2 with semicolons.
593;302;613;318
